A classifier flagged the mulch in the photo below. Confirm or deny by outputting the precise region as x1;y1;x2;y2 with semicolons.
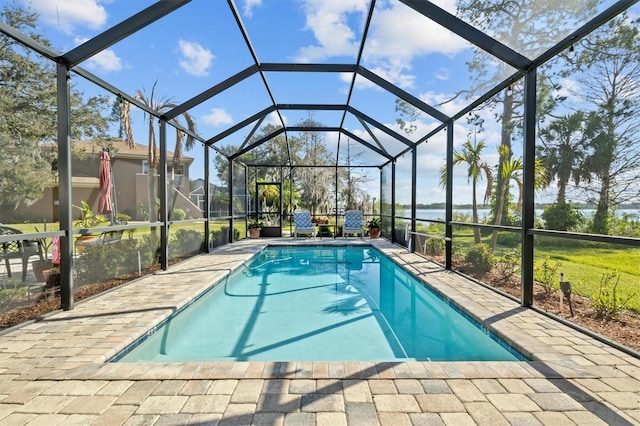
0;264;162;330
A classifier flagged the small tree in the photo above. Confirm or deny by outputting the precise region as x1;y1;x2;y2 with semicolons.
121;82;197;222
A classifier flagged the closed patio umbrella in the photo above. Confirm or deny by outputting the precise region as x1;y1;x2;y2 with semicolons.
98;149;112;214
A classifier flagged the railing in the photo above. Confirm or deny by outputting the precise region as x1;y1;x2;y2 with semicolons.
405;224;451;253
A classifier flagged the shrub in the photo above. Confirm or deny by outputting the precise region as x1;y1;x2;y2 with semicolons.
75;243;139;286
138;233;160;267
0;277;26;312
494;247;520;286
592;272;635;320
116;212;131;222
534;256;561;295
541;203;584;231
423;237;445;256
169;229;203;258
211;226;240;247
172;208;186;220
496;231;520;247
465;243;494;272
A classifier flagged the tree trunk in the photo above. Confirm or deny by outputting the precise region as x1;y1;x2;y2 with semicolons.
472;177;481;244
593;172;611;234
148;167;158;222
557;180;566;206
493;90;514;224
490;187;507;250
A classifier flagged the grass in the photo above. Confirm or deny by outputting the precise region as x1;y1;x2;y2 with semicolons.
534;247;639;312
419;222;640;313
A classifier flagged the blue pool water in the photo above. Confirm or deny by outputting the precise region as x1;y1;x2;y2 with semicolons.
114;246;525;362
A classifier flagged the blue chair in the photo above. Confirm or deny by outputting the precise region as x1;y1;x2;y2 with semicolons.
342;210;364;239
293;211;316;239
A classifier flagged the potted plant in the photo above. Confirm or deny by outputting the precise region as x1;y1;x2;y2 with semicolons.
367;217;382;238
73;201;108;252
248;219;263;239
312;216;332;237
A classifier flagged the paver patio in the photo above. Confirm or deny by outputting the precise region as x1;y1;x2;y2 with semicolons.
1;239;639;425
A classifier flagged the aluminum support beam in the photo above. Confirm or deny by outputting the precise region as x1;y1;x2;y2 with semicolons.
207;106;277;146
347;107;415;148
278;104;346;111
391;162;396;243
0;21;58;60
260;63;357;73
358;66;450;123
411;147;417;252
521;70;537;307
164;65;259;120
159;120;169;271
229;160;235;243
339;130;392;160
399;0;531;71
204;146;211;251
230;128;286;159
445;124;454;270
62;1;191;67
56;64;74;311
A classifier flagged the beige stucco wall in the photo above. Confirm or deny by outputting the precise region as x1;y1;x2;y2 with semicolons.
4;144;197;224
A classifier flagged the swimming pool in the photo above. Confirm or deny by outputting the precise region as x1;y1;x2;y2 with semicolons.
114;246;525;362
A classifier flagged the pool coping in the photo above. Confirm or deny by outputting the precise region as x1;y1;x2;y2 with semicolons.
1;238;639;424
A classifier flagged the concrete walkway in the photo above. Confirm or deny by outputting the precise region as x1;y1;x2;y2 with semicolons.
1;239;639;425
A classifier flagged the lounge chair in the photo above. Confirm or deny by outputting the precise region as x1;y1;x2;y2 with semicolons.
293;211;316;239
342;210;364;239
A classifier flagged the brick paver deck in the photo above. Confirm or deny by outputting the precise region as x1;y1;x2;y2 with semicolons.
1;239;639;425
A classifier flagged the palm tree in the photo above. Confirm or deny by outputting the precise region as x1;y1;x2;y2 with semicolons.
538;111;591;206
121;82;197;221
440;140;492;244
489;146;547;250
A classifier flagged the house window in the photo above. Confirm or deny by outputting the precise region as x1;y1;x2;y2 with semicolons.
170;164;184;176
142;160;149;174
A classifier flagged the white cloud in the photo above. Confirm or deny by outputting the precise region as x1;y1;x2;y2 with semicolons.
178;40;214;77
266;112;286;127
435;68;450;81
26;0;108;34
363;1;467;89
242;0;263;17
85;48;122;73
296;0;467;89
74;37;121;73
202;108;233;126
418;91;467;118
295;0;369;62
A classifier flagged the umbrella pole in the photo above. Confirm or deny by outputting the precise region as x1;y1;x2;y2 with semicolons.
110;160;118;223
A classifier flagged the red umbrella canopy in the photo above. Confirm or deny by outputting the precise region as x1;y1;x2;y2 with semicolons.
98;150;112;214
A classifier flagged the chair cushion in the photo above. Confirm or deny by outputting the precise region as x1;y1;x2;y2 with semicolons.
294;212;312;228
344;211;363;228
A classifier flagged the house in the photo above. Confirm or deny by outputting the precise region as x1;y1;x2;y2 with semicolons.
13;139;201;223
189;179;230;218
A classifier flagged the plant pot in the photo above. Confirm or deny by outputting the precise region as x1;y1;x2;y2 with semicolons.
249;228;261;239
32;259;54;282
369;228;381;238
75;234;99;254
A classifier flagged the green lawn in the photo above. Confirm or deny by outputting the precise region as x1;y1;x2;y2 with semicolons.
534;247;639;312
415;223;640;312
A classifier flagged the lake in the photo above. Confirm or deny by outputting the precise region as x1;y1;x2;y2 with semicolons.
402;208;640;221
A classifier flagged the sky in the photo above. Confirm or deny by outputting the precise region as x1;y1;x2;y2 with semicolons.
14;0;632;205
